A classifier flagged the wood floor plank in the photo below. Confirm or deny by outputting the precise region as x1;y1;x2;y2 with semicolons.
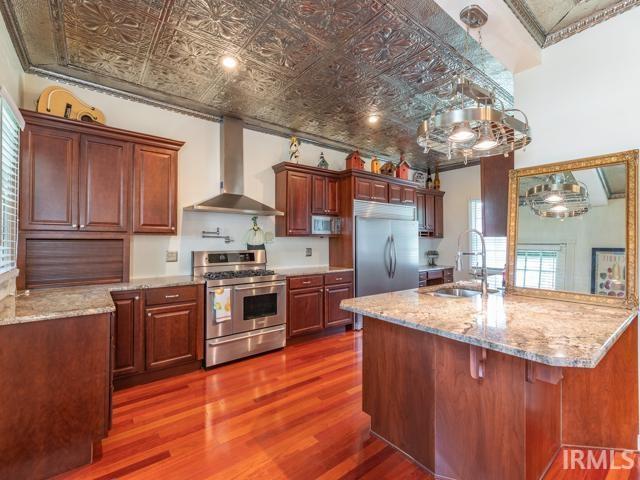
53;331;634;480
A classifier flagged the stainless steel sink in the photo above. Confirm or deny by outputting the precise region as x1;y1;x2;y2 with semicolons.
433;288;482;298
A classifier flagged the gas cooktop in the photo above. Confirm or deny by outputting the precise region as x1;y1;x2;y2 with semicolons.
203;269;276;280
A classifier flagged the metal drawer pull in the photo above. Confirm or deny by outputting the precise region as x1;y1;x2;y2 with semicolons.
302;281;311;284
165;294;180;299
335;277;343;281
208;325;285;346
234;282;285;291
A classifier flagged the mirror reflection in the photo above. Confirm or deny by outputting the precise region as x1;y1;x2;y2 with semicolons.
516;163;627;296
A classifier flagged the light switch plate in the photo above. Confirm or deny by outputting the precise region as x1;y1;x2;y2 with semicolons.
305;248;312;257
166;251;178;262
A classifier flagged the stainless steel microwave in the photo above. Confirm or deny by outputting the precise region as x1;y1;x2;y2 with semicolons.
312;215;341;235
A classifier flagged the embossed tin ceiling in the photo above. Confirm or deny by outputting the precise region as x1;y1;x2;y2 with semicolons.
1;0;516;171
504;0;639;47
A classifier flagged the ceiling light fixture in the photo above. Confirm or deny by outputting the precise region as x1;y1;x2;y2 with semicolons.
368;114;380;125
526;173;590;218
221;55;238;70
416;5;531;164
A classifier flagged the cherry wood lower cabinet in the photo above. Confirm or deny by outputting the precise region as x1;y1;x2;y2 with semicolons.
111;284;204;389
287;271;354;337
362;316;639;480
0;313;112;480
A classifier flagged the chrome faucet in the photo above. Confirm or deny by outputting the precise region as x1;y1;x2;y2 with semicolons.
455;229;488;297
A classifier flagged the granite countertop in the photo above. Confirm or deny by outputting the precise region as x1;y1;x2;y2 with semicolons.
340;281;637;368
275;266;354;277
419;265;454;272
0;275;204;327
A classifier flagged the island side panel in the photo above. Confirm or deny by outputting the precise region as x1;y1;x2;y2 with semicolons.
525;369;561;480
0;313;112;480
562;316;638;450
434;336;526;480
362;316;436;472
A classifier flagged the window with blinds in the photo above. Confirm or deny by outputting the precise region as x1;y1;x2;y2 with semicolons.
468;200;507;288
0;90;21;274
515;244;566;290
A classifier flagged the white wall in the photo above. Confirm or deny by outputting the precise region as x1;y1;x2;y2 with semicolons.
0;13;22;102
22;74;348;277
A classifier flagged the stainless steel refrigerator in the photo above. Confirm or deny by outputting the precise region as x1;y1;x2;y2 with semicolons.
354;201;419;328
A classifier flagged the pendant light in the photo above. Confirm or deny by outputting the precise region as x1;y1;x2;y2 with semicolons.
526;173;590;218
415;5;531;161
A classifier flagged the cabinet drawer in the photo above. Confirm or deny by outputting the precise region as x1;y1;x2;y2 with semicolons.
145;285;198;306
443;268;454;282
288;275;324;290
324;271;353;285
427;269;443;280
419;271;428;281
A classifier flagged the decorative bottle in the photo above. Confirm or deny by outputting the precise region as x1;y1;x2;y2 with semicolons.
426;168;433;189
434;168;441;190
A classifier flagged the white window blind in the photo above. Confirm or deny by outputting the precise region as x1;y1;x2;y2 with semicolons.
515;244;566;290
468;200;507;288
0;87;23;274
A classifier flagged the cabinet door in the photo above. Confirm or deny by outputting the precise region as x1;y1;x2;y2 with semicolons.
371;180;388;202
311;175;326;215
20;125;80;230
288;286;323;336
325;177;339;215
434;195;444;238
324;283;354;327
79;136;131;232
416;192;426;231
111;290;144;377
402;187;416;205
481;152;514;237
388;184;402;204
133;144;177;234
287;171;311;235
354;177;372;200
424;194;435;233
145;302;197;371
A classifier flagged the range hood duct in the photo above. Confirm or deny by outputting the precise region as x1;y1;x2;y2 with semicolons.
184;117;283;215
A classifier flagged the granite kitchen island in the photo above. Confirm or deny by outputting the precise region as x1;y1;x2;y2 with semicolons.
341;283;638;480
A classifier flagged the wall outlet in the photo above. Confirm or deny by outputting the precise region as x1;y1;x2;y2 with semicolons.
305;248;312;257
165;251;178;262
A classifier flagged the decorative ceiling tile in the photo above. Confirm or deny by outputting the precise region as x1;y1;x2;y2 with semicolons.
67;39;144;83
142;62;211;101
62;0;157;57
243;16;323;77
168;0;268;50
276;0;384;43
391;46;459;92
154;29;224;78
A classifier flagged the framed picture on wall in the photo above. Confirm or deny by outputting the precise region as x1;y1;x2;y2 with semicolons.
591;248;626;296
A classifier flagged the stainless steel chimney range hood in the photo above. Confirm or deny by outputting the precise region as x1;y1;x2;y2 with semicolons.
184;117;283;216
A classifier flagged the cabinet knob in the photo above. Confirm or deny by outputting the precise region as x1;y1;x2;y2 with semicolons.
171;227;176;231
134;296;139;300
72;224;78;228
147;312;152;317
80;224;85;228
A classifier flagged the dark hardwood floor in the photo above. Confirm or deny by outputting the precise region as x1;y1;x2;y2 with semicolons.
54;331;638;479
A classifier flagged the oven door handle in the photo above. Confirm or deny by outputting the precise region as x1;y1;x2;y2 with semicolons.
234;282;286;291
208;325;286;346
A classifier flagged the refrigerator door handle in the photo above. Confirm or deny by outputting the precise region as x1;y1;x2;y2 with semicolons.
384;235;391;278
390;235;398;278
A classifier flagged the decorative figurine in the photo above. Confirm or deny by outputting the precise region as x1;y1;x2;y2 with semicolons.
380;161;396;176
346;150;365;170
289;136;300;163
396;154;410;180
426;168;434;189
434;166;441;190
317;151;329;169
370;155;382;174
413;171;427;187
244;216;266;250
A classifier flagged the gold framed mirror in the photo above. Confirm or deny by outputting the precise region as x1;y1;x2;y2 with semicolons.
506;150;638;308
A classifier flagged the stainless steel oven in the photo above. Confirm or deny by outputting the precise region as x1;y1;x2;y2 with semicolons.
194;250;287;367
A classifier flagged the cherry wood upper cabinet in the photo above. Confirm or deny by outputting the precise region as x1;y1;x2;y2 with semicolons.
389;184;416;206
481;152;514;237
20;124;80;230
424;193;435;233
416;189;445;238
312;175;339;216
434;195;444;238
416;191;426;231
275;170;312;236
354;176;373;201
79;136;131;232
133;144;177;234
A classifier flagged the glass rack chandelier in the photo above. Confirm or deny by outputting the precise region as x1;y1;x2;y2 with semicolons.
416;5;531;163
526;173;590;218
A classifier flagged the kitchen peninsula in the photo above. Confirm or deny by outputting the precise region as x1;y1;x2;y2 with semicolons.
341;285;638;479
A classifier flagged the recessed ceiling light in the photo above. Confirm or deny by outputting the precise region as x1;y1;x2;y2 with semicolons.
221;55;238;70
368;114;380;125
